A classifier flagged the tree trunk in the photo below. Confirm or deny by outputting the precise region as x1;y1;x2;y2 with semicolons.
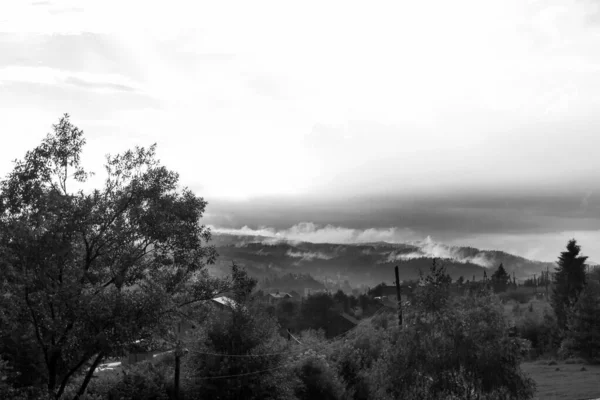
73;352;104;400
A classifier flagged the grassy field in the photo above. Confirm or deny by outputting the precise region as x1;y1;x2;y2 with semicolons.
522;361;600;400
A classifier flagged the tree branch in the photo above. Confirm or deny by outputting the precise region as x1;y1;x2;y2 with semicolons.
73;352;104;400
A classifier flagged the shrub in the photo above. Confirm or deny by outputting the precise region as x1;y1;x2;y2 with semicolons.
184;301;299;400
515;311;561;358
564;281;600;363
82;361;170;400
500;291;532;304
368;290;536;400
330;316;389;399
294;354;346;400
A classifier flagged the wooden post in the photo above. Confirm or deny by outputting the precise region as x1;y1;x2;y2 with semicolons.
394;266;402;327
545;267;549;299
174;341;182;400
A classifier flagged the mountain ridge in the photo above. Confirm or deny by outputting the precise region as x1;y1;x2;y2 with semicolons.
209;233;559;287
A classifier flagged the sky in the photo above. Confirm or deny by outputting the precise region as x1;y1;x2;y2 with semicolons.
1;0;600;263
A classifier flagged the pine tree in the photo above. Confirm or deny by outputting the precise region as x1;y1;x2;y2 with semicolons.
491;263;510;293
551;239;588;330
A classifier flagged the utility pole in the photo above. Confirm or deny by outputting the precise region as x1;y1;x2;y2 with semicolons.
394;266;402;327
545;267;549;300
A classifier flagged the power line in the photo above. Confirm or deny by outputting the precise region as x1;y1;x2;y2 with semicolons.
186;306;388;359
193;307;391;380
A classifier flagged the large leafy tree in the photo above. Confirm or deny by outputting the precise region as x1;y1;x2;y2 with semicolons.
551;239;588;330
0;115;228;398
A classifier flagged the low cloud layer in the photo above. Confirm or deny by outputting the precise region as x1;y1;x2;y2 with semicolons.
396;236;494;268
285;250;332;262
210;222;600;264
210;222;420;245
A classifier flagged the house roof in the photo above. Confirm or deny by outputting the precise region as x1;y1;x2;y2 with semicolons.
269;292;292;299
339;312;359;325
211;296;238;309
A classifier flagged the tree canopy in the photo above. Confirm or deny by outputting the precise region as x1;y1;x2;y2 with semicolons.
0;115;228;398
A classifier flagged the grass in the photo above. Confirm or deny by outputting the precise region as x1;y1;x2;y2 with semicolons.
502;298;553;322
522;361;600;400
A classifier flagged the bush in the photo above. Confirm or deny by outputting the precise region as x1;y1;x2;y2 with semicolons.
564;281;600;363
500;291;532;304
330;316;389;399
368;290;536;400
515;311;561;358
83;361;170;400
294;354;346;400
0;358;47;400
184;302;299;400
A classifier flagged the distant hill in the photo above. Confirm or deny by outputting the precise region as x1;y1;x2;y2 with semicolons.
209;234;557;287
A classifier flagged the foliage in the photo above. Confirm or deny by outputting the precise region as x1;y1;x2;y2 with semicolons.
515;311;561;358
84;361;170;400
293;355;345;400
564;281;600;363
329;315;390;399
499;290;532;304
0;357;45;400
369;291;536;400
297;293;339;336
491;263;511;293
183;270;298;400
551;239;588;330
0;115;228;398
414;258;452;313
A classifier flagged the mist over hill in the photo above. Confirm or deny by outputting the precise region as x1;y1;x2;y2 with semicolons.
209;233;557;287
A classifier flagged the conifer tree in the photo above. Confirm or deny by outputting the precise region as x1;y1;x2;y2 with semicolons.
491;263;510;293
551;239;588;330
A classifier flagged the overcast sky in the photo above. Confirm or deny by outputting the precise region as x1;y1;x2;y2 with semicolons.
1;0;600;262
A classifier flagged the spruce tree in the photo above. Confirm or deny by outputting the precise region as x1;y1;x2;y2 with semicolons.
551;239;588;330
491;263;510;293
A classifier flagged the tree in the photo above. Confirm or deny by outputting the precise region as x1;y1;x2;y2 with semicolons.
415;258;452;313
298;293;337;335
0;115;228;398
369;291;536;400
551;239;588;330
183;266;299;400
564;281;600;363
491;263;510;293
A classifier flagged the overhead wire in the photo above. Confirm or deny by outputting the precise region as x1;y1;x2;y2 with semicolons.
185;305;389;359
189;306;393;380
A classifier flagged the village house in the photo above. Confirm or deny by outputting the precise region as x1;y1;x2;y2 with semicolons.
268;291;292;304
120;295;238;366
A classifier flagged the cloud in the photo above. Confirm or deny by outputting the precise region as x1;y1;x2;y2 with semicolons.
285;250;332;262
64;76;135;92
210;222;419;244
446;230;600;264
0;66;142;93
375;236;494;268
